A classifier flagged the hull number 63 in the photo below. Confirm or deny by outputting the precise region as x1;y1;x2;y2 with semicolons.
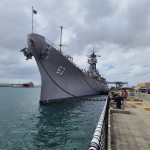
56;66;65;75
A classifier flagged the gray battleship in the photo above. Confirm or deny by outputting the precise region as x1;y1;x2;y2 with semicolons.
21;33;108;104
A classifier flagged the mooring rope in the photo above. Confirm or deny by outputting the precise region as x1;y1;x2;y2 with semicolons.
30;39;106;101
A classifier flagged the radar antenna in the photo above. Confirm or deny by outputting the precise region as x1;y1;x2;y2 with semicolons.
87;44;101;58
91;44;96;53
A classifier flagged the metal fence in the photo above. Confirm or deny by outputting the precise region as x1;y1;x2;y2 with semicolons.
128;92;150;101
88;97;110;150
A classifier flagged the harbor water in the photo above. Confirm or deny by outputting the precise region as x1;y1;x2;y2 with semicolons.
0;87;106;150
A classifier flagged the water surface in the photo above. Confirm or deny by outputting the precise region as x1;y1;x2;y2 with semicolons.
0;87;106;150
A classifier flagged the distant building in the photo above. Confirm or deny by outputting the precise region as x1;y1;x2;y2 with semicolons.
0;83;11;87
137;83;150;88
11;84;23;87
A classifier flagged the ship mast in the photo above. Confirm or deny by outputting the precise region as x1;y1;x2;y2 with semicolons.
59;26;63;53
32;6;33;33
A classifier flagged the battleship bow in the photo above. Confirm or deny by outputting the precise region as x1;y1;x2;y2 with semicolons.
21;33;108;103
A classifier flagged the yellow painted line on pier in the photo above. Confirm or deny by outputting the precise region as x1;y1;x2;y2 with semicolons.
143;107;150;111
134;102;142;105
130;99;134;101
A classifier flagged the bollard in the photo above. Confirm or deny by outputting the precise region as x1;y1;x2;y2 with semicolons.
115;96;122;109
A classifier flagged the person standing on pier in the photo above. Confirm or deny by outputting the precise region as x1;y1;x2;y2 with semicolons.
122;90;128;99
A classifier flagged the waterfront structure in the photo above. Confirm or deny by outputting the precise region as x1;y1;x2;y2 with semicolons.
0;83;11;87
137;83;150;88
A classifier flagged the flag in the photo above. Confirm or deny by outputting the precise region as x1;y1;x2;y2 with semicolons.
33;9;37;14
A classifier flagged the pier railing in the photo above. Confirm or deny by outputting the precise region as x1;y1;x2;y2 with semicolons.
128;92;150;101
88;97;110;150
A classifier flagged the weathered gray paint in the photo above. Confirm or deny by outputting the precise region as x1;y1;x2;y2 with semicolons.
26;34;108;102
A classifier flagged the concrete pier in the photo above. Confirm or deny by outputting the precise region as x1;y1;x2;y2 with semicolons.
110;100;150;150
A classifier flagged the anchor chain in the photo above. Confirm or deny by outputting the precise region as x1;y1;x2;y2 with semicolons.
30;39;106;102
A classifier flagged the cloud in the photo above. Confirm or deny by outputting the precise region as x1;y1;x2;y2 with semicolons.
0;0;150;86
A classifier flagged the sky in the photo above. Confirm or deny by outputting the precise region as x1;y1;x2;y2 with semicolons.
0;0;150;86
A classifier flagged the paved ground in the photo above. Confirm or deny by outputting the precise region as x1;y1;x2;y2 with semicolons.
111;100;150;150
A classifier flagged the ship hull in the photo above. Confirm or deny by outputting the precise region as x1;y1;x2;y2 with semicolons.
27;34;108;103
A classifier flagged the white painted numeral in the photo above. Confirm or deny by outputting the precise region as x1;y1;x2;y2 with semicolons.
56;66;65;75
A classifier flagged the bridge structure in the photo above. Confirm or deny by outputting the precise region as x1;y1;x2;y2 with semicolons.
107;81;128;89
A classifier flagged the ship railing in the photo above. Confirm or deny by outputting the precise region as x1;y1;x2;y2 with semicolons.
88;97;110;150
46;38;84;70
45;39;75;62
45;38;60;51
65;55;73;62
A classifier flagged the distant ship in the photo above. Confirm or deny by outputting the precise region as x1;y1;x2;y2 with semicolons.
23;82;34;88
21;32;108;104
10;82;34;88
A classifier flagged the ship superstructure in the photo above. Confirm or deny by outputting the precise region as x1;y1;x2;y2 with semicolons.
87;52;101;78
